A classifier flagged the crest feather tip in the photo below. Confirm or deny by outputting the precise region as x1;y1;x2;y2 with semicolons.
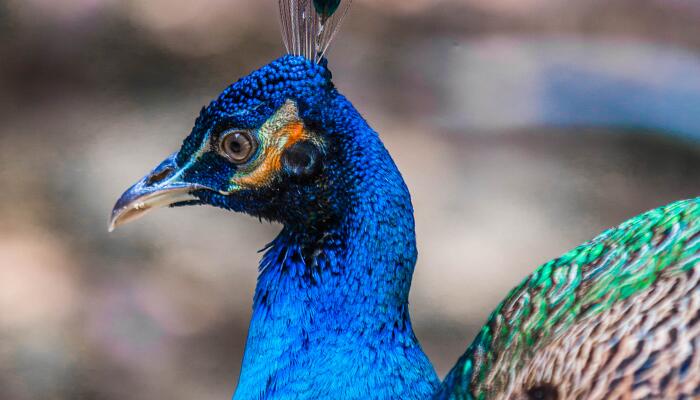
278;0;353;63
314;0;341;18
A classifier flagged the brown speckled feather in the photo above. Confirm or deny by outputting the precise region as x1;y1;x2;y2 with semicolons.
505;262;700;399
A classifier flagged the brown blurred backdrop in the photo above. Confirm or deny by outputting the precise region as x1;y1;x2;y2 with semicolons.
1;1;699;399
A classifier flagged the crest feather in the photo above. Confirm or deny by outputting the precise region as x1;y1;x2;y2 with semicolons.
278;0;352;63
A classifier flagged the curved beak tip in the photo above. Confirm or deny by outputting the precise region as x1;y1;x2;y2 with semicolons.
108;199;150;233
107;152;232;232
108;207;135;233
108;186;201;233
108;153;205;233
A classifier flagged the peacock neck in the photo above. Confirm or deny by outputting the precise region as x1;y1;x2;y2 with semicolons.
233;119;439;399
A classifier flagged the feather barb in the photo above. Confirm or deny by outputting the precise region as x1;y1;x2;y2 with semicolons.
278;0;352;63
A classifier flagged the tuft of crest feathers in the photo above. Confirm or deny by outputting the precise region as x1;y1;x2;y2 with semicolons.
279;0;352;63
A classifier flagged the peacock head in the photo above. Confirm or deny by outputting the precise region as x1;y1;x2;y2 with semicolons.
109;1;391;235
110;55;353;233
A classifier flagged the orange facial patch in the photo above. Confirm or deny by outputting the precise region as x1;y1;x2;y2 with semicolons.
233;120;315;188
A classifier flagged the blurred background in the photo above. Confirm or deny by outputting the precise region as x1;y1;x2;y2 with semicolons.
1;0;699;399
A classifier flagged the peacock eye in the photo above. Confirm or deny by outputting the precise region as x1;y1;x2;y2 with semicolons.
219;130;257;164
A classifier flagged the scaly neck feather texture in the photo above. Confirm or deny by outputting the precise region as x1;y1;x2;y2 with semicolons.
233;96;439;399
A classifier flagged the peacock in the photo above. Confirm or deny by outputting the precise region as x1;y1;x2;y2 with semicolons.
109;1;700;399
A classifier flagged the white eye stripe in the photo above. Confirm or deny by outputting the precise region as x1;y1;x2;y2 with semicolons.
183;129;212;166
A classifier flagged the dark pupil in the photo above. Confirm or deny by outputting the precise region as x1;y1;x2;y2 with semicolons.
229;136;243;153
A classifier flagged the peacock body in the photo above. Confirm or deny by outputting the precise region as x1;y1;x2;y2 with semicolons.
109;1;700;399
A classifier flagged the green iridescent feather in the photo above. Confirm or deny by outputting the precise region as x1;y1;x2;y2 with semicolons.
313;0;341;18
435;197;700;399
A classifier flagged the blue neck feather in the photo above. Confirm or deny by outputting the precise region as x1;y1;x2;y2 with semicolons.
233;94;439;399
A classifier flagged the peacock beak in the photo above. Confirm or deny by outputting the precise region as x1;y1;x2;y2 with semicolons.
109;152;209;232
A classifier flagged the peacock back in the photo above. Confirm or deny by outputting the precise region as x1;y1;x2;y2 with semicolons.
436;197;700;399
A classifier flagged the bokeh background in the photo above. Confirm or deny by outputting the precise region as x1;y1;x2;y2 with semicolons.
1;0;700;399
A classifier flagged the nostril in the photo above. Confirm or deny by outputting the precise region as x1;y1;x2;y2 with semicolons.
146;166;174;186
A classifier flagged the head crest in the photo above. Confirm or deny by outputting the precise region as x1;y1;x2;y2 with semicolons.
278;0;353;63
